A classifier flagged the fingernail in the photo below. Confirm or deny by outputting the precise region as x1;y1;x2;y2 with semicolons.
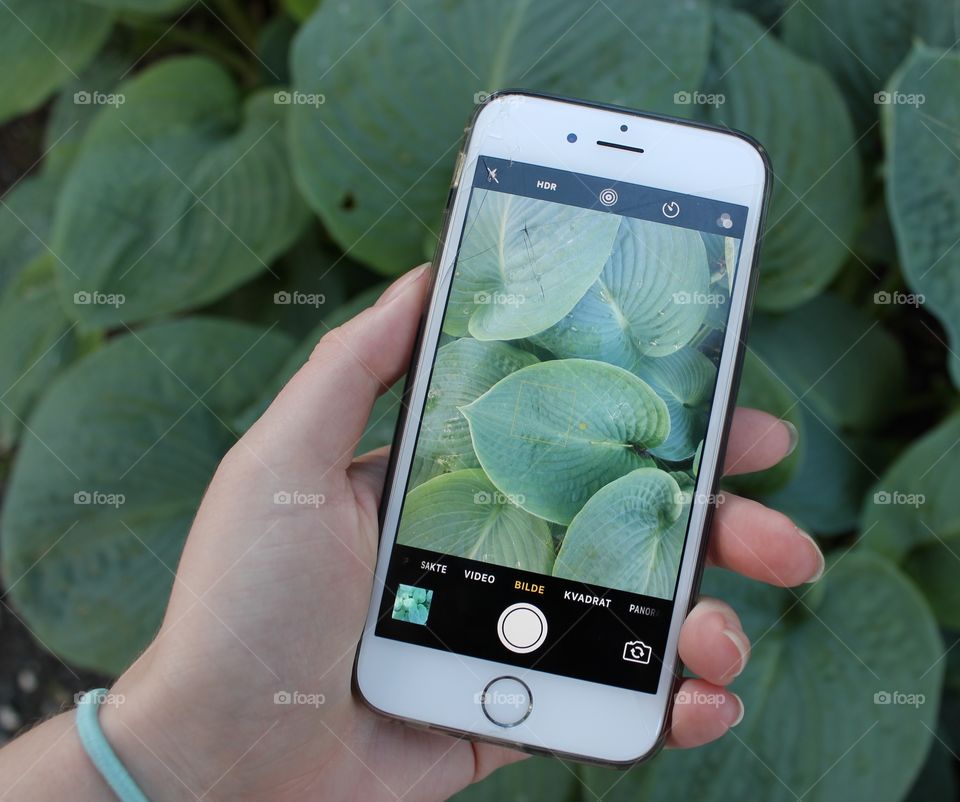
727;693;745;728
376;264;428;306
722;628;751;678
795;527;825;583
782;419;799;458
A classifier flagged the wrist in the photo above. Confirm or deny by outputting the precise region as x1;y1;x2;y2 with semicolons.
98;671;208;802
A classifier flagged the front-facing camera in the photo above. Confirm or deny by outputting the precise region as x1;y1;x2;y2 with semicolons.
567;133;577;143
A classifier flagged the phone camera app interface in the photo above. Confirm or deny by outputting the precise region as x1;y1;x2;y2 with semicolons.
376;157;747;693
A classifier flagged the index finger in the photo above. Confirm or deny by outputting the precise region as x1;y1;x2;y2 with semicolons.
722;407;798;476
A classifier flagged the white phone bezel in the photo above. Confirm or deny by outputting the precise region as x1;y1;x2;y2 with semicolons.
354;92;769;765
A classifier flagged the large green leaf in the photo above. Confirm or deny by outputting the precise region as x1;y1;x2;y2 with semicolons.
705;9;861;310
636;348;716;463
52;56;310;328
885;44;960;388
0;256;76;452
583;553;943;802
0;0;112;124
462;359;670;524
0;318;294;674
418;339;538;473
397;469;555;573
554;468;688;598
445;192;620;340
82;0;190;11
0;171;61;295
782;0;958;130
862;412;960;628
749;295;905;432
531;218;710;363
289;0;711;274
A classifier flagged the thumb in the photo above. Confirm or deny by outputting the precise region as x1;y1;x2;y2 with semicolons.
244;264;430;472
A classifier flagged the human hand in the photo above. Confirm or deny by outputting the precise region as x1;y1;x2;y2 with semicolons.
97;264;823;801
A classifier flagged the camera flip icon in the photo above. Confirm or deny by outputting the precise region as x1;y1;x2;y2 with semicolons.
622;640;653;665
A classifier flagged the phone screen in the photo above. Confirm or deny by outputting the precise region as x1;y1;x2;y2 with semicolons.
375;155;746;693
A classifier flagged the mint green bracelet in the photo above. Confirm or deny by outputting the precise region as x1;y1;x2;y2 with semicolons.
76;689;150;802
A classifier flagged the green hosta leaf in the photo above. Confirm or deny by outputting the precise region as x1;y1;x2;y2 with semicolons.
283;0;319;22
705;9;861;310
636;348;716;463
724;351;803;495
750;295;906;432
0;319;293;674
289;0;711;274
0;171;61;295
531;218;711;363
782;0;957;130
0;0;112;124
583;553;943;802
83;0;190;10
397;469;555;572
0;256;77;452
862;412;960;628
554;469;688;599
419;339;538;473
885;44;960;388
462;359;670;524
52;57;310;328
444;192;619;340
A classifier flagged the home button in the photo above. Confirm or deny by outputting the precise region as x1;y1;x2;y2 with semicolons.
480;676;532;728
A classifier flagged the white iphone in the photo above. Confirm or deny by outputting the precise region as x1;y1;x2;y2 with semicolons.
354;91;771;766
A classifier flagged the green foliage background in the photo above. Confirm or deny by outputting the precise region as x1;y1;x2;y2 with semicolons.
0;0;959;799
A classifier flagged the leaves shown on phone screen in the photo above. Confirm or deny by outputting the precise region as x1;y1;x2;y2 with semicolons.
444;191;620;340
461;359;671;524
396;469;555;573
554;469;691;599
531;218;711;364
